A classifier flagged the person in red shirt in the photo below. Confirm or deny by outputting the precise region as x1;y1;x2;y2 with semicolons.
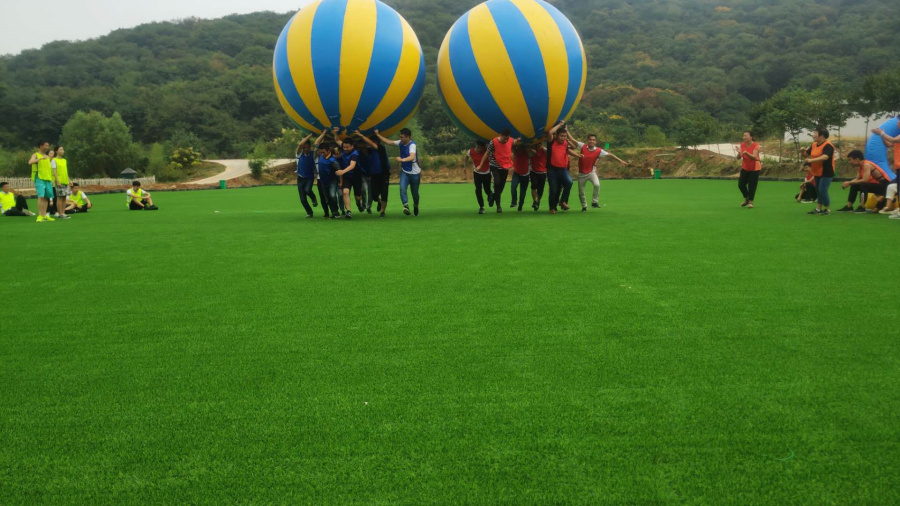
545;121;581;214
567;133;628;212
529;144;548;211
466;140;491;214
795;167;817;203
734;131;761;208
510;143;533;211
478;129;518;214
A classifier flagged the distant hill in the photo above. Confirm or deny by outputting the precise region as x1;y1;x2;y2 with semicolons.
1;0;897;156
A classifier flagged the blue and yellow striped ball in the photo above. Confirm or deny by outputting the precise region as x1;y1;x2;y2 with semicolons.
437;0;587;141
273;0;426;136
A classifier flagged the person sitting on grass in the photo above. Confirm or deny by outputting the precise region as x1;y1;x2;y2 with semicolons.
126;181;158;210
0;182;36;217
796;167;818;203
871;121;900;218
66;183;92;213
838;150;894;213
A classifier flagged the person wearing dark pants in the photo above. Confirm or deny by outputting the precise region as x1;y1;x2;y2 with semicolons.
735;131;761;208
839;150;895;212
0;182;36;216
545;122;579;214
315;143;341;219
510;144;532;211
375;128;421;216
295;134;318;218
803;129;835;216
478;129;518;214
466;141;491;213
529;145;547;211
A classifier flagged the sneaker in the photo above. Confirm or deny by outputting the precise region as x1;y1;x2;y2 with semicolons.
403;205;411;216
837;205;853;212
741;200;749;207
488;195;495;207
58;215;71;220
330;215;339;220
305;214;314;219
819;210;831;216
45;215;56;221
517;206;523;212
591;203;600;208
582;207;587;212
311;195;318;207
478;208;485;215
852;206;867;213
890;213;900;220
808;209;821;215
367;208;372;214
380;212;386;218
497;206;503;214
345;212;352;219
532;202;539;211
36;216;44;223
878;208;895;215
414;207;419;217
549;209;557;215
509;202;516;208
560;202;570;211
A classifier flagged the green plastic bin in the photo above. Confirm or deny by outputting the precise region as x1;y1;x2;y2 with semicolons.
219;180;227;190
653;169;662;179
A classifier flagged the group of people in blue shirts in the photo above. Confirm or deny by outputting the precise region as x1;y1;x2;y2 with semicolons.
295;127;422;220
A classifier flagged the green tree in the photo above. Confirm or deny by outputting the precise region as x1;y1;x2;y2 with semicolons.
758;88;816;159
59;111;142;178
672;111;718;149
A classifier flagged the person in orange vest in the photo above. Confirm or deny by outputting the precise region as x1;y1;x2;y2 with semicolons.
545;121;581;214
801;128;836;216
465;140;492;214
734;131;761;208
838;150;894;212
567;133;629;212
478;129;519;214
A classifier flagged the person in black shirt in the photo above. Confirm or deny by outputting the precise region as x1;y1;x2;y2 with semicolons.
802;129;835;216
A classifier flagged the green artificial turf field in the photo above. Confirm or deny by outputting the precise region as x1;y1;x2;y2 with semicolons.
3;180;899;504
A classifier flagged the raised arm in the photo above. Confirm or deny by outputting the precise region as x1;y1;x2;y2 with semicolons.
547;121;566;138
607;151;630;166
315;129;329;146
354;130;378;149
373;129;393;145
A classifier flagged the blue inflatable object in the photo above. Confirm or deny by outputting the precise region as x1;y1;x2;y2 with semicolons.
273;0;426;136
866;117;900;179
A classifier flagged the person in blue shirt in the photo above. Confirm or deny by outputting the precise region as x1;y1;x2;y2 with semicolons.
315;143;342;219
295;134;318;218
375;128;421;216
336;135;361;220
355;131;389;217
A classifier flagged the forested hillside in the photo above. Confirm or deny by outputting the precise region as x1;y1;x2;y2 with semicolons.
1;0;898;162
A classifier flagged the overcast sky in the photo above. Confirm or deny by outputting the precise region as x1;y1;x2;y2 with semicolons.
0;0;312;56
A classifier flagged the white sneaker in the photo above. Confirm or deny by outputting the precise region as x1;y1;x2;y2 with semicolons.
890;213;900;220
58;214;71;220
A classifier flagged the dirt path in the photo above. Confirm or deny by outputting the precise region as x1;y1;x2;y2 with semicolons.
189;159;292;185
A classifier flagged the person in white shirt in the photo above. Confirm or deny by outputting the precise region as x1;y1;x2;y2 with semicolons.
567;133;628;212
374;128;422;216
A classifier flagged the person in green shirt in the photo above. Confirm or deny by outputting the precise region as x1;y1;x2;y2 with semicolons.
66;183;92;213
51;146;72;219
0;182;36;217
27;140;55;222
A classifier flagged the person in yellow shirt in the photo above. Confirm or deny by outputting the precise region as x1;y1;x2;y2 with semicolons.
27;140;55;222
51;145;72;219
66;183;92;213
0;182;36;217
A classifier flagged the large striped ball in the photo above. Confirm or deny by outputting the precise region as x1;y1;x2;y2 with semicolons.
437;0;587;141
273;0;426;136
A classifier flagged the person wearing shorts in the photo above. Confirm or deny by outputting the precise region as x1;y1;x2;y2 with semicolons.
336;137;360;220
28;141;55;222
51;146;72;219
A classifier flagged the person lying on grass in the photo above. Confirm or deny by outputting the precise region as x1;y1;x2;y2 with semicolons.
126;181;158;211
66;183;92;213
0;182;36;217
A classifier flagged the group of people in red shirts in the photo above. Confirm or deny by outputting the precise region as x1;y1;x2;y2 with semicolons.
465;121;629;215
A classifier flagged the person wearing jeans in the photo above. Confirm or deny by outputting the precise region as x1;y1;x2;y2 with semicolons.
545;122;580;214
803;128;836;216
375;127;422;216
